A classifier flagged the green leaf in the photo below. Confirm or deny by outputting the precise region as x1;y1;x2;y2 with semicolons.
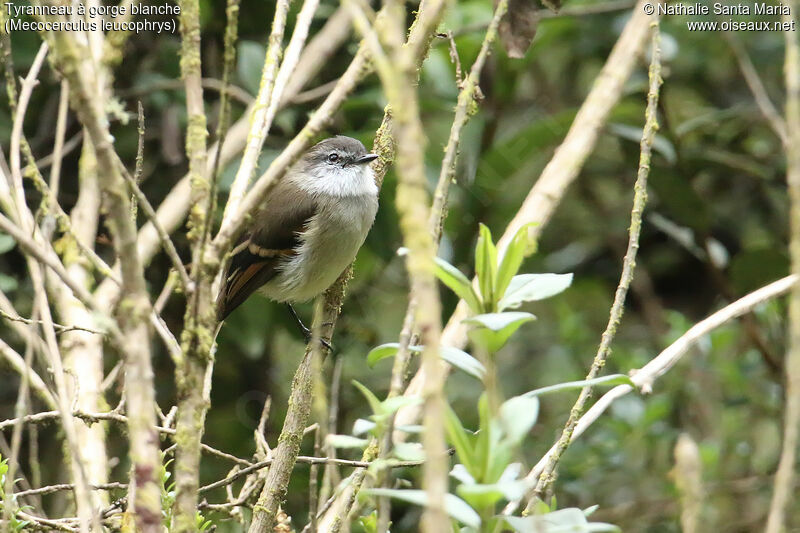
504;508;620;532
456;483;505;510
445;406;478;477
352;380;383;417
380;396;422;418
435;257;483;313
500;395;540;445
475;223;498;310
366;343;402;367
456;474;529;511
358;510;379;533
450;464;476;485
364;489;481;528
352;418;375;435
463;312;536;353
495;223;537;302
439;346;485;380
522;374;635;398
326;434;370;449
393;442;425;461
368;343;485;380
498;273;573;311
0;233;15;254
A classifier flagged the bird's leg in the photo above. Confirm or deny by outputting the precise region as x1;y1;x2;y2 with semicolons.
286;303;333;352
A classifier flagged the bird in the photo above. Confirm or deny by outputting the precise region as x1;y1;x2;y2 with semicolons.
215;136;379;344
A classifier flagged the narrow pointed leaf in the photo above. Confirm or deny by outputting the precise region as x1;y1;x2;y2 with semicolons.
352;380;383;416
440;346;486;380
500;395;540;445
367;343;401;367
522;374;634;398
445;405;478;477
364;489;481;528
498;273;573;311
380;395;422;417
368;343;484;380
495;223;537;300
464;312;536;353
435;257;483;313
475;224;498;310
326;434;369;449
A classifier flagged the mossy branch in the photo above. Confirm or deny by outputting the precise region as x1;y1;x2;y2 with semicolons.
528;19;663;505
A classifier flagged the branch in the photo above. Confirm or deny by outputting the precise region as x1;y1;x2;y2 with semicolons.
395;0;663;434
499;274;800;517
281;6;352;105
0;309;105;336
530;19;662;504
221;0;292;224
373;5;509;530
199;454;425;496
349;1;450;530
41;17;162;531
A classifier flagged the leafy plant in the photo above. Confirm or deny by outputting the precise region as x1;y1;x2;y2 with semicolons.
434;223;573;353
0;454;30;532
357;224;619;532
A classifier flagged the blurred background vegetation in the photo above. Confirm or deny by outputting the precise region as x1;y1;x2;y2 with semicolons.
0;0;796;531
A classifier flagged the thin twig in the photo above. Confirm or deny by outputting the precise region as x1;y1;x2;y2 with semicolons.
375;5;508;530
502;273;800;517
221;0;293;224
14;483;128;499
119;77;254;105
39;18;163;529
0;337;57;409
131;101;145;220
394;0;664;437
200;454;425;495
366;0;451;530
117;155;191;291
0;309;105;335
529;19;662;504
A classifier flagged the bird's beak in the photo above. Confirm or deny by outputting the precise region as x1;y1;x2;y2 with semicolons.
355;153;379;165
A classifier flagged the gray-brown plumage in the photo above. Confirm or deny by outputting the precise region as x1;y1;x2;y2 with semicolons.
216;136;379;322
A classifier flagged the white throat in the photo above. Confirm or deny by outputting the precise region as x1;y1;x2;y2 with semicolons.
293;164;378;198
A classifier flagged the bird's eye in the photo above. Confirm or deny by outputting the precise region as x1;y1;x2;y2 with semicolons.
327;153;339;163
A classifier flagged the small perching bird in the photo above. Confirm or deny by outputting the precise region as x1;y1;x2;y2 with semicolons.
215;136;379;340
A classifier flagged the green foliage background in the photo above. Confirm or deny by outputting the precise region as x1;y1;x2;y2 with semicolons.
0;0;795;531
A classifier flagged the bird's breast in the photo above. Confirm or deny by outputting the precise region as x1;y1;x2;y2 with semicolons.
271;193;377;301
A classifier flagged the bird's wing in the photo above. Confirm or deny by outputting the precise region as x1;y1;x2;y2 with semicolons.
216;187;317;321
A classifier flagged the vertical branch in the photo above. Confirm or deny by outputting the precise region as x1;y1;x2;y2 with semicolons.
5;42;100;533
528;19;662;505
248;274;348;533
41;19;162;532
349;0;450;530
395;0;662;436
173;0;213;531
765;6;800;532
248;4;449;530
221;0;292;223
375;5;508;530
